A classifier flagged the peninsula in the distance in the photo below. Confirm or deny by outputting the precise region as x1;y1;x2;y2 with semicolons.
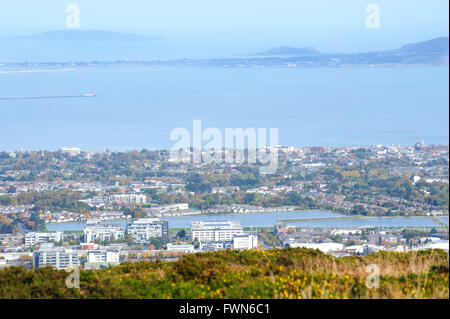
0;36;448;70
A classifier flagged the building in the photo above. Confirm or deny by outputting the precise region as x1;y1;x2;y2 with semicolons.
154;203;188;213
33;248;80;270
83;224;125;243
60;147;81;156
166;243;195;253
24;232;63;246
344;244;385;256
147;203;190;216
286;243;344;253
80;194;146;207
232;234;258;250
191;221;257;251
87;250;120;264
274;223;297;234
127;218;169;243
110;194;147;204
199;241;233;251
413;240;449;253
191;221;244;242
0;234;23;247
80;243;99;250
84;250;120;269
379;234;398;247
0;252;33;263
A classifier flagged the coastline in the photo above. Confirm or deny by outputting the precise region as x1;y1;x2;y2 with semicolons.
279;215;450;223
0;68;75;74
0;63;447;76
44;208;331;225
44;210;449;232
44;209;335;229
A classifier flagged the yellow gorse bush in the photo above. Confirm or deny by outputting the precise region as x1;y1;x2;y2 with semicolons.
0;248;448;299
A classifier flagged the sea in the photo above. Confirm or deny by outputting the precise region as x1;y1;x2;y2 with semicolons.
0;65;448;151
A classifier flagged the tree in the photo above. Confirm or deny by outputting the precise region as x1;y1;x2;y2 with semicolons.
351;205;368;216
122;206;146;219
148;237;166;250
193;237;200;249
333;234;342;243
7;186;17;194
243;193;258;205
19;254;32;261
177;229;186;240
185;173;212;194
29;212;46;231
360;230;368;241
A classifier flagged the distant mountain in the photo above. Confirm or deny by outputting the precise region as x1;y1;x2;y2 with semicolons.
239;37;448;66
252;46;320;56
397;37;449;54
250;37;449;57
12;30;163;42
1;36;448;67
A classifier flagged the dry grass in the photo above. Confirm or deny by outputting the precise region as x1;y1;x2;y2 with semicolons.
0;248;448;299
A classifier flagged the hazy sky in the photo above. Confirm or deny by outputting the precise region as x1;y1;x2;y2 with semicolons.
0;0;448;53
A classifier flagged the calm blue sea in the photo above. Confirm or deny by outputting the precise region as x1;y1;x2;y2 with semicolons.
0;65;448;151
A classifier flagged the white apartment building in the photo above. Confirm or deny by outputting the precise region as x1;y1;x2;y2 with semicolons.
33;248;80;269
86;250;120;264
198;235;258;251
83;224;125;243
232;234;258;250
199;241;233;251
191;221;244;242
127;218;169;243
24;232;63;246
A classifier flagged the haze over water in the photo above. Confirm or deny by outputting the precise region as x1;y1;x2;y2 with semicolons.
0;65;448;151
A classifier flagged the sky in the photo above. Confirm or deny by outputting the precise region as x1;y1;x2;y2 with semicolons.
0;0;448;53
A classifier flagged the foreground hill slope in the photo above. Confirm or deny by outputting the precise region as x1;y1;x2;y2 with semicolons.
0;248;448;299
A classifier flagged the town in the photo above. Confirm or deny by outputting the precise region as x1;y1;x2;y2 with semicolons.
0;143;448;270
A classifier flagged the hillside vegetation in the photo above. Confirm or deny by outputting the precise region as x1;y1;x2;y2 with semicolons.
0;248;448;299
